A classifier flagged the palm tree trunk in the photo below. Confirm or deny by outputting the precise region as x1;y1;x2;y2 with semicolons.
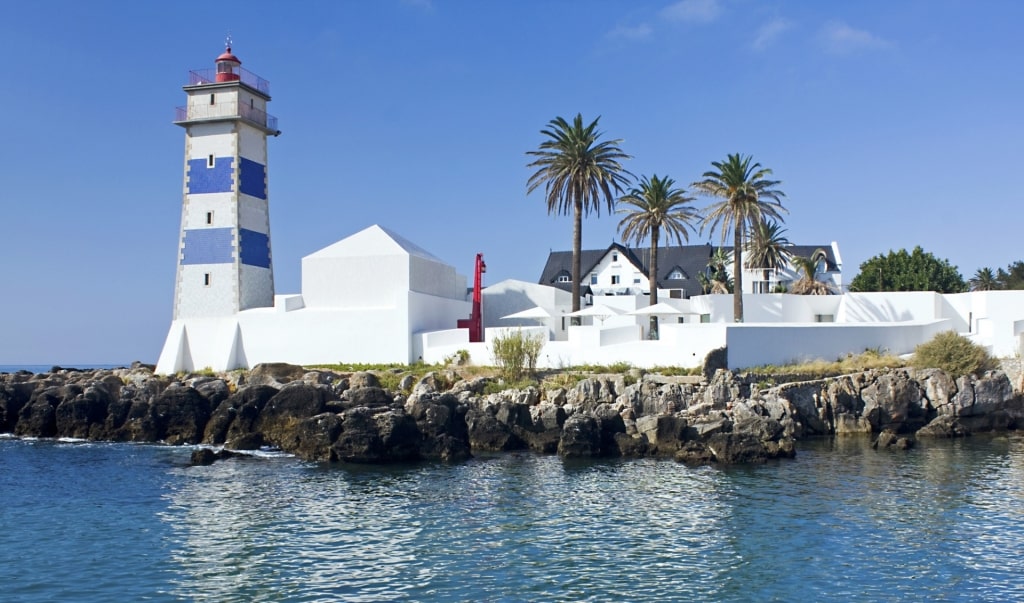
571;197;583;325
649;226;659;339
733;223;744;322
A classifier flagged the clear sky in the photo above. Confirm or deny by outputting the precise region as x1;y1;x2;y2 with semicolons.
1;0;1022;365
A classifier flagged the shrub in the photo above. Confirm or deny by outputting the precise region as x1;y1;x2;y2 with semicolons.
491;329;545;381
702;347;728;381
910;331;998;377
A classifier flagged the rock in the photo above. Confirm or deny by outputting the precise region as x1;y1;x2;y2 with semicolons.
612;432;649;457
209;385;279;445
405;393;470;461
16;388;63;437
557;414;601;458
226;432;264;450
193;379;231;408
466;408;522;452
873;429;914;450
860;370;926;433
374;410;421;461
705;433;770;464
190;448;235;466
256;383;329;448
136;386;212;445
348;372;380;389
674;441;715;464
340;386;394;410
0;383;34;433
635;415;687;454
289;412;343;461
247;363;308;388
55;383;113;439
916;415;970;438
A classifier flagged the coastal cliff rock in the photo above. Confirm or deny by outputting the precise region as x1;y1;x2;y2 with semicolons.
2;362;1022;466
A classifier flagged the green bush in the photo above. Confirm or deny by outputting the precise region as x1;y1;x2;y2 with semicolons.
491;329;545;380
909;331;998;377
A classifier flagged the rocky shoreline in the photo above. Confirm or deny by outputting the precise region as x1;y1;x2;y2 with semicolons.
1;362;1022;465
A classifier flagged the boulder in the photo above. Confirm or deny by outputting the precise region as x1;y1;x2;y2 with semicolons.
247;363;309;388
340;386;395;410
405;393;470;461
55;383;113;439
288;412;343;461
705;433;770;464
348;372;380;389
860;371;926;433
210;385;279;445
466;408;523;452
0;383;34;433
190;448;236;466
635;415;687;454
256;383;329;447
15;387;63;437
557;414;601;458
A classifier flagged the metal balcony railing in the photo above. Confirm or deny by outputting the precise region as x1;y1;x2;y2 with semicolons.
187;68;271;96
175;102;279;131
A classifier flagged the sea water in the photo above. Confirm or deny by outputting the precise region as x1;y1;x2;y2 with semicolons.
1;436;1023;602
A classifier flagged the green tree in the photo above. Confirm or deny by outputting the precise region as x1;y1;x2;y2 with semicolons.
693;153;786;321
790;249;834;295
995;261;1024;290
969;267;1000;291
848;246;966;293
616;174;700;338
745;219;792;294
527;114;632;319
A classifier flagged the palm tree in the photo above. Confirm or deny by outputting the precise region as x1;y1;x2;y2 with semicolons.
617;174;701;338
969;267;999;291
527;114;632;319
790;249;834;295
706;247;733;294
693;154;786;321
745;219;792;293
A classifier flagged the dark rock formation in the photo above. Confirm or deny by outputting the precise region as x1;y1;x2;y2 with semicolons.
2;363;1022;467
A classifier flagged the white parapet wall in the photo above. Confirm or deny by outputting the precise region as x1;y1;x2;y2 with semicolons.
724;320;952;369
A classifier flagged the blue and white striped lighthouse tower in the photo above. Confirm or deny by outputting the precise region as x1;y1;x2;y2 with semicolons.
171;44;280;319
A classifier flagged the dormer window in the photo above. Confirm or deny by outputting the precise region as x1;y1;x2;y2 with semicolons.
557;274;570;283
669;269;684;280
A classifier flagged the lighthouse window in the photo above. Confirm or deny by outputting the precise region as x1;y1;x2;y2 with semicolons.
210;93;215;105
205;211;214;225
203;273;212;287
250;98;255;109
207;155;214;168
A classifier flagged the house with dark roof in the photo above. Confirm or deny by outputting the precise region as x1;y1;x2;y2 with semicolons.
539;242;843;300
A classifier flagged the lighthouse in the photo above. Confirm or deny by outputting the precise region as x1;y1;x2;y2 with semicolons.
170;44;280;319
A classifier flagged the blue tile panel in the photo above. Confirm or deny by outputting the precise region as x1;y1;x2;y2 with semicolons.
181;228;234;265
239;157;267;199
239;228;271;268
187;157;234;194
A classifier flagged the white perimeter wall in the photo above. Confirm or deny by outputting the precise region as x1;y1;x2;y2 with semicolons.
726;321;952;369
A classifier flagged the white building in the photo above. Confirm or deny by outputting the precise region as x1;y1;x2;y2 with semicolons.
538;241;843;300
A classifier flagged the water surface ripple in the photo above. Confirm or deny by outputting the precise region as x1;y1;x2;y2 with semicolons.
2;436;1023;601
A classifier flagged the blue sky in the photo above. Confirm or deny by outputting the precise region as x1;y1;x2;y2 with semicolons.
2;0;1022;364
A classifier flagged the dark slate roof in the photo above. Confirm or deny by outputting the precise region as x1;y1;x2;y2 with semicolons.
539;243;839;298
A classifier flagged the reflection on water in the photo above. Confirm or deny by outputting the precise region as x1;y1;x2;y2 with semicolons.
158;436;1024;602
3;435;1024;602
